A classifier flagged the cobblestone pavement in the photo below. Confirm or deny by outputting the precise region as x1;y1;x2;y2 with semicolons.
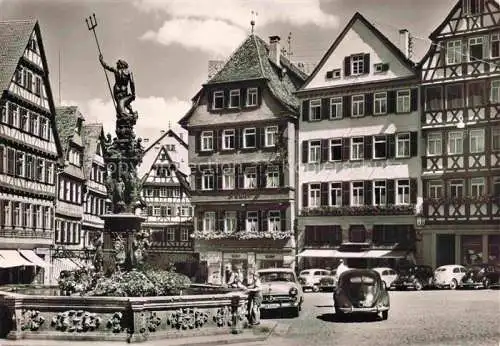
249;289;500;346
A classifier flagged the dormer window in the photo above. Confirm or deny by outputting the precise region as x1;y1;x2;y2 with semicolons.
229;89;240;108
463;0;484;15
351;55;365;75
247;88;258;106
213;91;224;110
326;69;341;79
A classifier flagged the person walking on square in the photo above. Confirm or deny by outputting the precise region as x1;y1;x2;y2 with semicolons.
246;271;262;325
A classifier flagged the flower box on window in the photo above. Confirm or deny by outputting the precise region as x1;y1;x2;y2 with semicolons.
190;229;293;240
300;204;416;217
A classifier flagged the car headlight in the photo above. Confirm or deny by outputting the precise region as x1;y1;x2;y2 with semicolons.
289;287;298;296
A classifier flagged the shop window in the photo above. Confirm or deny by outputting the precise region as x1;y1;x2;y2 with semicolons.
349;225;366;243
461;235;483;265
488;235;500;265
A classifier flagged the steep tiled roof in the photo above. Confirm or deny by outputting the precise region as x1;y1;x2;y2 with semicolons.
0;20;36;93
55;106;81;154
82;123;104;179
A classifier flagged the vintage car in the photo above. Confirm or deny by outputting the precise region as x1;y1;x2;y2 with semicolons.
372;267;398;289
433;264;467;290
333;269;390;320
459;264;500;289
298;268;331;292
257;268;304;317
318;270;337;291
390;265;434;291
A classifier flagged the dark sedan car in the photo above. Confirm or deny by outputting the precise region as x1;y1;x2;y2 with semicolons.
390;265;434;291
459;264;500;289
333;269;390;320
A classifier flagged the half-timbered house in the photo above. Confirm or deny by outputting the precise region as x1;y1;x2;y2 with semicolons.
0;20;62;284
420;0;500;267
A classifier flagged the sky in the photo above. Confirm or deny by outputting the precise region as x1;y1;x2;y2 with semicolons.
0;0;457;142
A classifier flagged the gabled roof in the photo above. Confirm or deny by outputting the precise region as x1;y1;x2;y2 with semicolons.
144;128;187;154
82;123;105;180
300;12;417;90
55;106;84;154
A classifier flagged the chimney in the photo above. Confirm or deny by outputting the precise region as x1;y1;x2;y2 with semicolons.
269;35;281;67
399;29;410;58
208;60;225;80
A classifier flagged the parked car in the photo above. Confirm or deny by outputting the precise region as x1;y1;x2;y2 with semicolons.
333;269;390;320
459;264;500;289
390;265;434;291
257;268;304;317
372;267;398;289
433;265;467;290
298;269;331;292
318;270;337;291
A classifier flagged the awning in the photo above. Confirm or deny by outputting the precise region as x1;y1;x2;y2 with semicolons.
334;251;368;258
0;250;36;268
381;250;408;259
19;250;52;269
297;249;340;258
364;250;392;258
53;258;79;271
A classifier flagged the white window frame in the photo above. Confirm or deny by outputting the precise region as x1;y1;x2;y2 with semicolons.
396;133;411;158
351;137;364;161
491;33;500;58
167;228;175;241
222;129;235;150
449;179;464;198
447;40;462;64
309;99;321;121
468;37;484;62
396;179;410;205
244;167;257;189
373;180;387;206
308;140;321;163
373;135;387;159
229;89;240;108
470;177;485;197
246;211;258;232
201;131;214;151
247;88;258;106
352;95;365;117
351;55;364;75
491;80;500;103
351;181;364;207
396;90;411;113
330;97;342;119
329;138;342;161
427;132;442;156
265;126;278;147
492;127;500;151
153;206;161;216
201;170;214;191
428;181;443;199
309;183;321;208
469;129;485;153
448;131;464;155
266;165;279;188
268;211;281;232
213;91;224;110
329;182;342;207
222;168;235;190
243;128;256;148
203;212;215;231
180;228;189;241
374;92;387;115
224;211;236;233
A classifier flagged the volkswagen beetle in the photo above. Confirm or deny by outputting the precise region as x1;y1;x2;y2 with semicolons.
334;269;390;320
257;268;304;317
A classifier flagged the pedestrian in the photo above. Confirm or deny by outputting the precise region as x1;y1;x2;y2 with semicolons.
335;259;349;280
225;264;232;284
246;271;262;325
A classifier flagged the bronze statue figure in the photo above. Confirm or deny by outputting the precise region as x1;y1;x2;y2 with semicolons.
99;54;136;116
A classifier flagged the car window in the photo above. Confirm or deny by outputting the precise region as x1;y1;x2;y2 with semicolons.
436;268;446;272
452;267;460;273
349;276;375;284
300;271;310;276
389;270;396;275
460;267;466;273
382;270;389;276
260;272;295;283
313;271;322;276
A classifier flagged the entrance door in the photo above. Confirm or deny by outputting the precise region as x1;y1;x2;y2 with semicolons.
436;234;455;266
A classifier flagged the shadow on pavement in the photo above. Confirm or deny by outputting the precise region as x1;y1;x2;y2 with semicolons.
314;305;334;308
316;313;382;323
261;309;299;320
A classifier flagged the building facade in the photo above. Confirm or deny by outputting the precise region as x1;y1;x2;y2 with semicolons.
420;0;500;267
180;34;307;284
296;13;422;270
140;129;196;277
0;20;62;284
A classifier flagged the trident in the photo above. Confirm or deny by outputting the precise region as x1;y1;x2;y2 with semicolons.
85;13;116;108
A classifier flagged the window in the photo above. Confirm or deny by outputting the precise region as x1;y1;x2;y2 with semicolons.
265;126;278;147
16;152;24;177
24;70;33;92
329;138;342;161
351;55;364;75
14;67;23;85
397;90;411;113
203;212;215;231
448;131;464;155
330;97;342;119
447;40;462;64
229;89;240;108
449;179;464;198
492;33;500;58
153;206;161;216
470;177;485;197
492;127;500;151
425;87;442;110
351;182;364;206
213;91;224;109
222;129;235;150
246;211;258;232
374;92;387;115
351;137;364;160
396;179;410;205
201;170;214;190
20;109;28;131
330;183;342;207
180;229;189;241
224;212;236;232
374;180;386;206
494;177;500;197
429;181;443;199
201;131;213;151
352;95;365;117
468;82;484;107
464;0;483;15
374;63;389;73
396;133;410;158
310;99;321;121
247;88;258;106
329;69;341;79
427;132;442;156
244;167;257;189
266;166;279;188
491;80;500;103
308;140;321;163
268;211;281;231
446;84;464;109
469;37;483;61
243;128;256;148
309;183;321;208
222;168;235;190
34;77;41;96
469;129;484;153
373;135;387;159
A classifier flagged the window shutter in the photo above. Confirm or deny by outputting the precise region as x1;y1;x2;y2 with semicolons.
365;93;373;116
197;214;203;232
218;129;224;152
344;56;351;76
255;128;261;149
213;130;218;152
237;165;244;189
279;165;284;188
195;172;202;191
363;54;370;74
302;141;308;163
258;87;263;106
387;90;396;114
386;180;395;205
255;165;261;188
261;127;267;147
239;129;244;149
240;88;246;107
321;98;330;120
364;136;373;159
0;146;3;173
280;209;286;232
411;89;418;111
382;63;390;72
217;211;224;232
207;90;213;111
237;211;245;231
302;183;308;208
387;134;396;158
342;182;350;206
302;100;310;121
410;179;418;204
321;139;329;162
260;164;267;188
341;137;350;161
195;131;201;153
364;180;372;205
261;210;268;232
410;131;418;157
235;129;241;150
216;166;223;190
320;182;329;206
343;96;351;117
223;89;229;108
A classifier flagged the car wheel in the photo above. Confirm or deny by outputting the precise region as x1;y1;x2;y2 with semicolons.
414;280;423;291
449;279;458;290
312;285;320;292
298;298;303;311
483;278;490;289
381;311;388;320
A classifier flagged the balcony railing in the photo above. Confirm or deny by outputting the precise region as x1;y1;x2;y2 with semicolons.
301;204;416;217
191;229;293;240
